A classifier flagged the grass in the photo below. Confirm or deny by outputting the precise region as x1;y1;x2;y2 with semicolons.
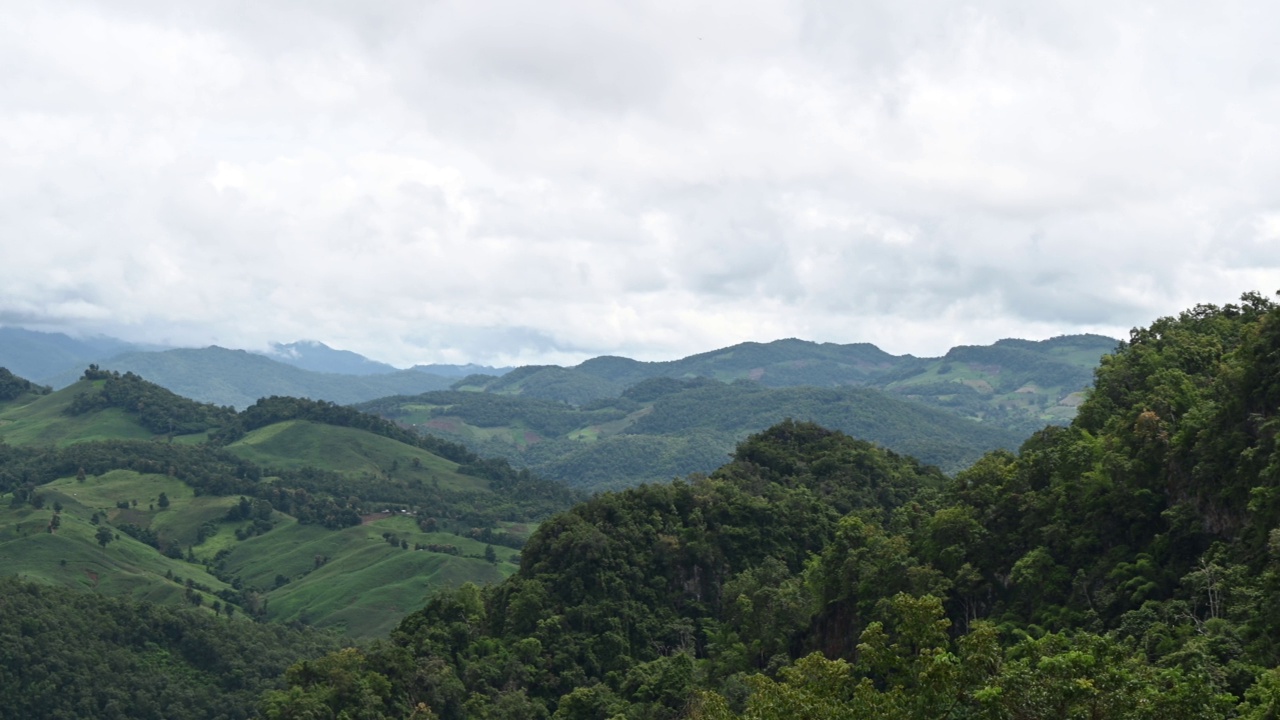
0;503;229;607
225;420;487;492
0;404;538;638
0;380;205;447
266;546;511;637
215;513;518;637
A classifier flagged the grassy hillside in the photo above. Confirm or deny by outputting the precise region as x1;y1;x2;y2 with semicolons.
217;514;517;637
225;420;485;493
1;470;233;606
0;369;576;639
0;380;160;446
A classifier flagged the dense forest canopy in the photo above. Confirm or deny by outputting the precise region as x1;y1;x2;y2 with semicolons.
257;291;1280;719
3;293;1279;719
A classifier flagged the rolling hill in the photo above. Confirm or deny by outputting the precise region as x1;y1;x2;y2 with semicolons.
0;367;577;638
358;377;1026;489
449;334;1118;435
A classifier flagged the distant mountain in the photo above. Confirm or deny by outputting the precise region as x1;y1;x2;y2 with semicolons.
42;346;459;409
453;334;1118;435
264;340;398;375
357;378;1026;488
0;327;151;383
411;362;514;378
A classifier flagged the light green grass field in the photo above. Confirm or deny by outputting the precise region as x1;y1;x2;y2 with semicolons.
0;505;229;606
215;513;517;637
0;380;205;446
225;420;486;492
1;411;535;638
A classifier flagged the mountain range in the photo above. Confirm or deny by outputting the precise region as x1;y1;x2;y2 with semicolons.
1;326;1116;433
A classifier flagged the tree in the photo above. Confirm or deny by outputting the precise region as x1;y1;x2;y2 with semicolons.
485;544;498;564
95;526;114;548
157;492;170;509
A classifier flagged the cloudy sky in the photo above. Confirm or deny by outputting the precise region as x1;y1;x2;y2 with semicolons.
3;0;1278;367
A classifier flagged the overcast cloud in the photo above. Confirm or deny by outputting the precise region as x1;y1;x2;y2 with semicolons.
2;0;1278;366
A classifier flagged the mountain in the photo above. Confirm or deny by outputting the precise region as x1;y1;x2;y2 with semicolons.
0;326;151;383
40;346;459;409
453;334;1118;435
265;340;399;375
357;377;1025;488
266;292;1280;720
0;367;579;639
412;363;514;378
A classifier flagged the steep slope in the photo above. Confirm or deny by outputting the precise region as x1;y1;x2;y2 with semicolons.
270;292;1280;720
0;576;340;720
0;380;179;446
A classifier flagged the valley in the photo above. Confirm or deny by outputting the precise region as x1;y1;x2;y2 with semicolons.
7;298;1280;719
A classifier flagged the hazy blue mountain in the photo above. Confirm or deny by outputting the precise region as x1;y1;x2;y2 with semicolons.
411;363;513;378
265;340;399;375
0;327;152;383
43;346;457;409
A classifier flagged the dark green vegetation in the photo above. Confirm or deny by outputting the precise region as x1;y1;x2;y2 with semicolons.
362;380;1024;487
0;367;50;402
440;334;1115;435
268;292;1280;719
0;576;340;720
0;368;578;641
358;334;1111;489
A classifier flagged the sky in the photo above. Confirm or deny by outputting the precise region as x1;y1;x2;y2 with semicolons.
2;0;1279;368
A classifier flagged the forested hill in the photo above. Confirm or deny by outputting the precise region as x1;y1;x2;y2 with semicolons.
267;292;1280;719
359;380;1024;488
451;334;1116;434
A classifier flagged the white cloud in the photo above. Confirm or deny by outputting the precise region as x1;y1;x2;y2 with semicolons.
1;0;1279;366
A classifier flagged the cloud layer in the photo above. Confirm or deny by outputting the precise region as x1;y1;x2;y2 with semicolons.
3;0;1279;366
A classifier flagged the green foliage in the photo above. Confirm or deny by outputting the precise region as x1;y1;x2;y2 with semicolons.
271;294;1280;718
363;380;1021;490
67;366;236;435
0;367;50;401
0;576;340;720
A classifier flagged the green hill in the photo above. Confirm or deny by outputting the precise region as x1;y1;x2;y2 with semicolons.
0;368;576;639
358;378;1024;488
448;335;1116;437
268;292;1280;720
0;381;163;446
